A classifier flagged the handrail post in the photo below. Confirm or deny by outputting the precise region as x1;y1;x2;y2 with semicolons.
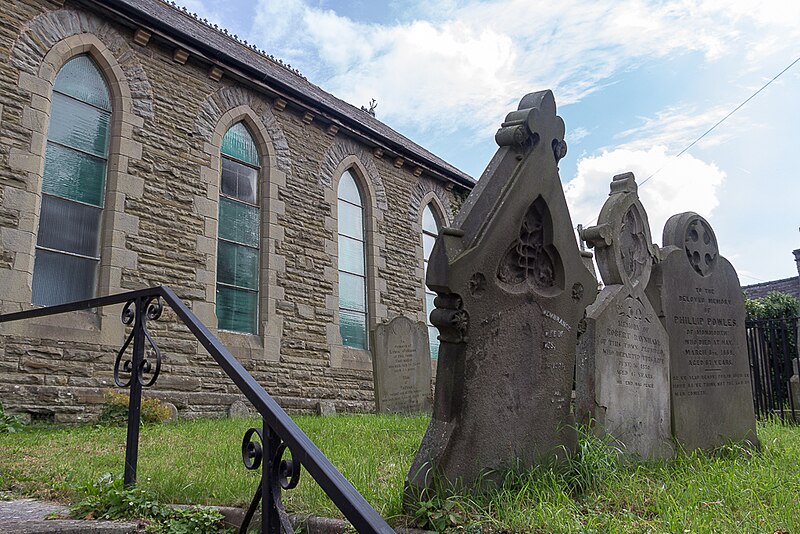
123;297;145;486
263;420;279;534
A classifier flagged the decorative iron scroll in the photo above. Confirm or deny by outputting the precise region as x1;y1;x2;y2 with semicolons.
241;426;302;534
114;296;163;388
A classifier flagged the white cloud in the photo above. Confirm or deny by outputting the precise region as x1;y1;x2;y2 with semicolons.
564;146;726;245
613;105;742;153
567;126;591;145
246;0;800;140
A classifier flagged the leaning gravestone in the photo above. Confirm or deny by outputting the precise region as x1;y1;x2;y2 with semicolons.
646;212;758;450
372;316;432;413
577;173;673;458
405;90;596;499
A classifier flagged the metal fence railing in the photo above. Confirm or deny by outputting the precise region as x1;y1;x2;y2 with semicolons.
745;316;799;423
0;287;393;534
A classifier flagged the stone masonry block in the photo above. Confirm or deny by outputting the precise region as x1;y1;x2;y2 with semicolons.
18;71;52;97
8;150;42;174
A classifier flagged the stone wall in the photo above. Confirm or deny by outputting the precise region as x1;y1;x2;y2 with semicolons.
0;0;468;422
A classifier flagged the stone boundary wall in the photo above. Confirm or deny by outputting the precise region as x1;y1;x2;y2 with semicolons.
0;0;466;423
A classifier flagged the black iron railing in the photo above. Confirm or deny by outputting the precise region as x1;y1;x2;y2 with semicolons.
0;286;394;534
745;316;799;422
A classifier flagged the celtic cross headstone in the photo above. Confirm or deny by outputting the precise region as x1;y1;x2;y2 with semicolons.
576;172;673;458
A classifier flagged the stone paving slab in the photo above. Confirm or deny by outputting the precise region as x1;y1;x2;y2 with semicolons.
0;499;142;533
0;499;428;533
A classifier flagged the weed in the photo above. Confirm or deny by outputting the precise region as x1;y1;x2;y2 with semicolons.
70;473;232;533
0;401;24;433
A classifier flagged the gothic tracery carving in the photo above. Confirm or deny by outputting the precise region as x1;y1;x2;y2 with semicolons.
497;197;558;290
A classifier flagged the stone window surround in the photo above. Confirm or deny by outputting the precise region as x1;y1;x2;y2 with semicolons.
1;33;144;346
325;157;387;371
415;192;450;325
193;105;285;362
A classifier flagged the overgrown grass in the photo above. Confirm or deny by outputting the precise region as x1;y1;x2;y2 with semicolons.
2;415;800;532
0;414;428;522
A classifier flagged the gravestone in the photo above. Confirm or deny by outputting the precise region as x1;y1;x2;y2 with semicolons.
405;90;596;499
646;212;758;450
372;316;432;413
577;173;673;458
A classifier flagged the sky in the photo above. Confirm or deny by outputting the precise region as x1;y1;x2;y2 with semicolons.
179;0;800;285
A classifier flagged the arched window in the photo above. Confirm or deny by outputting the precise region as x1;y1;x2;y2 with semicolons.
337;170;368;349
216;122;260;334
423;203;442;358
31;55;112;306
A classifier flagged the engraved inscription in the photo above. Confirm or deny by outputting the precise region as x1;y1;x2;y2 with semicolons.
603;313;664;390
385;341;418;407
671;284;745;396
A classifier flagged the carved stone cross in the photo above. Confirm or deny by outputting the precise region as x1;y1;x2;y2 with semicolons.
577;172;674;459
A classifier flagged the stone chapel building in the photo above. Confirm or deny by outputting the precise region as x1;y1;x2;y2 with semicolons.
0;0;474;422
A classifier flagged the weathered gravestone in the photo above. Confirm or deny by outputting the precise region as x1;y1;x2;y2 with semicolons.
646;212;758;450
405;90;596;499
372;316;432;413
577;173;673;459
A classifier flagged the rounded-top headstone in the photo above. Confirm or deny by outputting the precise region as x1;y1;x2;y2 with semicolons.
648;211;758;451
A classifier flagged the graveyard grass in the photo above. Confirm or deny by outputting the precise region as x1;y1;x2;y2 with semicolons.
1;415;799;532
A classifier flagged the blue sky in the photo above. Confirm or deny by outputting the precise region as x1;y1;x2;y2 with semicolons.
181;0;800;285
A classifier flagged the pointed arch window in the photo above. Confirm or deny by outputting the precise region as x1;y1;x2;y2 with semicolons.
32;55;112;306
216;122;260;334
423;203;442;359
338;170;368;349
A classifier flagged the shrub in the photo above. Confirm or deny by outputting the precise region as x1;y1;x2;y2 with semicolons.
745;291;800;321
97;391;172;426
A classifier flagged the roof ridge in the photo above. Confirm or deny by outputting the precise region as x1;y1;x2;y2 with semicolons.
159;0;306;79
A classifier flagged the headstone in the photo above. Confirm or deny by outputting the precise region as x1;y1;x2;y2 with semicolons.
646;212;758;450
577;173;673;458
372;316;432;414
163;401;179;422
316;400;337;417
406;90;596;499
228;399;252;418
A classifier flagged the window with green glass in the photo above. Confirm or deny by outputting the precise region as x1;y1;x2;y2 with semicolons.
423;204;442;359
31;54;112;306
338;170;368;349
216;122;260;334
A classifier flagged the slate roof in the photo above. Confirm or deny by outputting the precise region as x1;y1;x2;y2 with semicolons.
742;249;800;300
96;0;476;188
742;276;800;300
